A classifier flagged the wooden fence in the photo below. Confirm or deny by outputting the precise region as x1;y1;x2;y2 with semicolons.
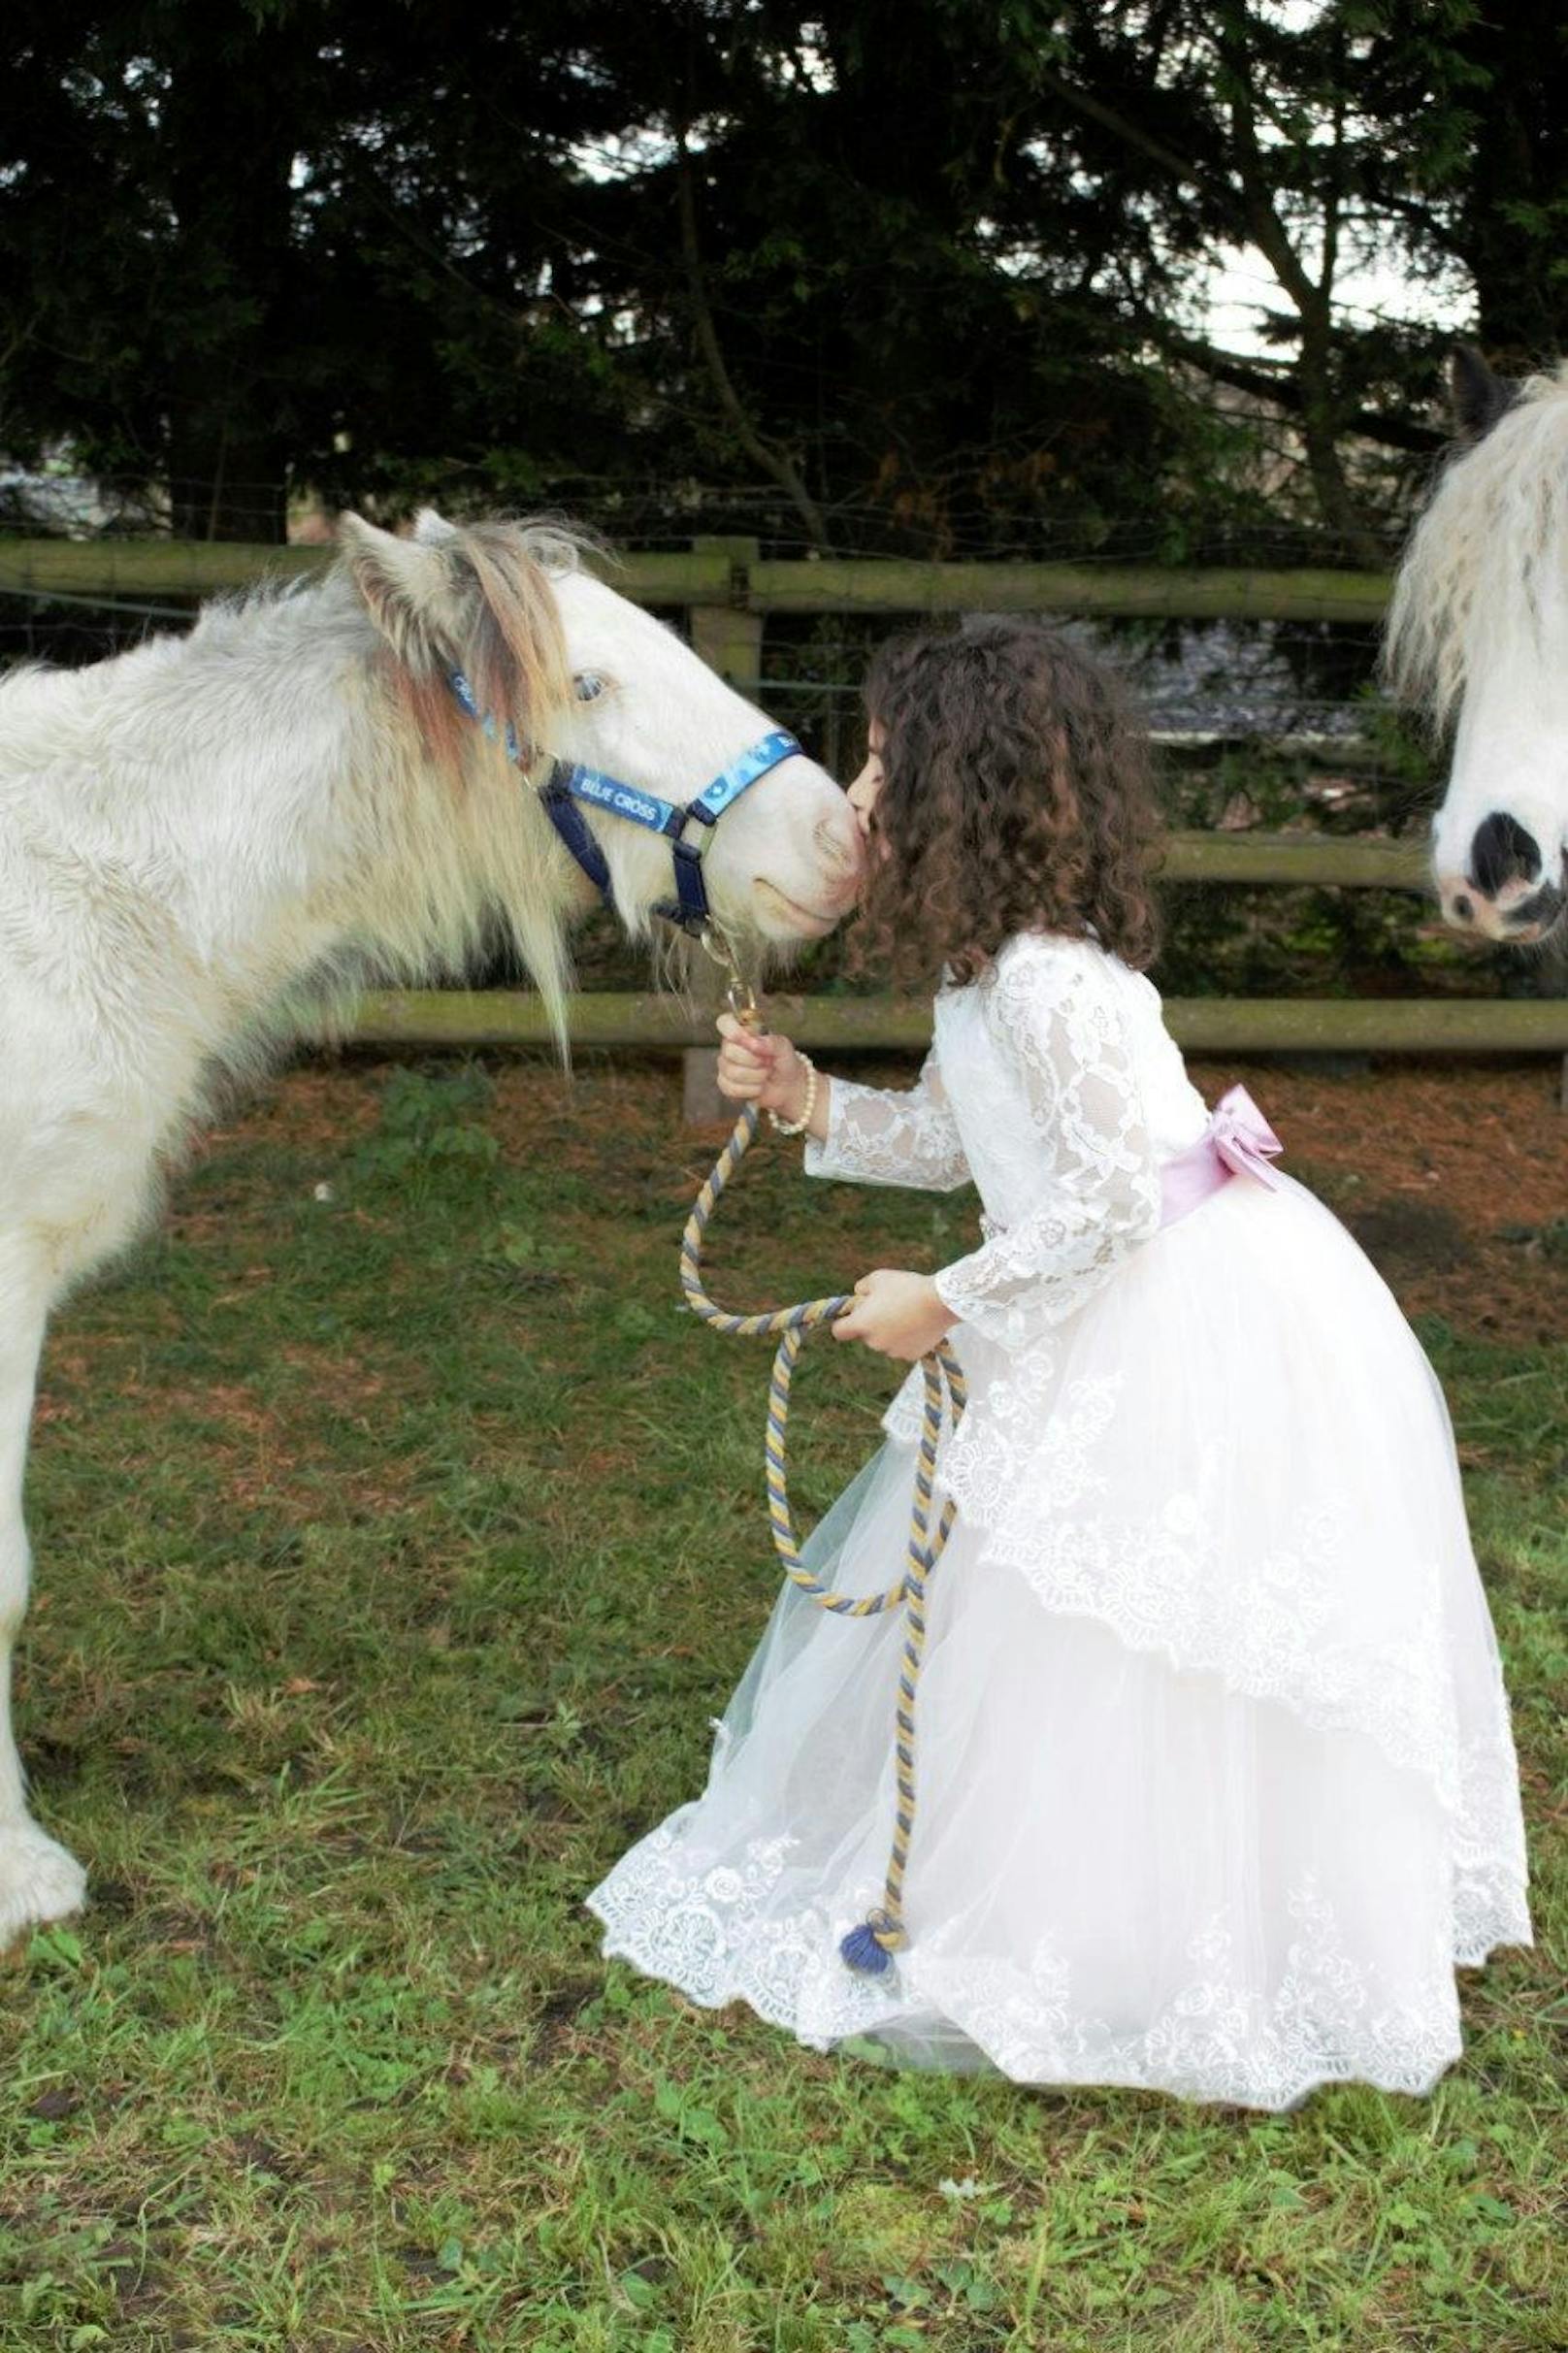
0;535;1391;622
2;534;1564;1092
342;988;1568;1056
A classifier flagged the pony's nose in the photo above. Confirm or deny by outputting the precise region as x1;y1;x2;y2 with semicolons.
1468;811;1541;898
815;799;864;880
1503;874;1566;936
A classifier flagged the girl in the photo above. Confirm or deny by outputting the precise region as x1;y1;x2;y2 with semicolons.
588;621;1531;2109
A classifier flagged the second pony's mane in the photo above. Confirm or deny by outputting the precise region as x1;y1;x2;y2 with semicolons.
1386;361;1568;729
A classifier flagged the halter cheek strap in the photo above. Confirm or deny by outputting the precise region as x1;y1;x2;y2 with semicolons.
448;668;801;936
539;769;613;901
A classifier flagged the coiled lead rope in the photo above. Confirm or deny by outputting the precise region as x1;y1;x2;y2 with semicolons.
678;958;965;1974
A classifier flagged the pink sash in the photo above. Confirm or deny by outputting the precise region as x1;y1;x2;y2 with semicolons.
1160;1084;1284;1228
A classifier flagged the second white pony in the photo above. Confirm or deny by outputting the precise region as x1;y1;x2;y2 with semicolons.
1388;349;1568;943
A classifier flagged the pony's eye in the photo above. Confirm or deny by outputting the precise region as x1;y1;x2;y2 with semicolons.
573;671;605;703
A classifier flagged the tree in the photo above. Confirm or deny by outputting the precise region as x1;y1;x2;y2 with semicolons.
1388;0;1568;369
2;2;1552;556
0;1;629;539
1010;3;1487;554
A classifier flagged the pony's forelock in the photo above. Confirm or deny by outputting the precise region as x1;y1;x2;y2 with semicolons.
458;524;575;764
1386;360;1568;728
381;517;581;785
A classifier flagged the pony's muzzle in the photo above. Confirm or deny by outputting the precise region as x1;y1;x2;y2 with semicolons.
1438;809;1567;939
814;798;864;883
1500;873;1567;940
1436;809;1560;936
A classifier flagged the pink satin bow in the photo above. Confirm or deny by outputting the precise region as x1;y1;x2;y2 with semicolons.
1208;1083;1285;1191
1159;1083;1285;1226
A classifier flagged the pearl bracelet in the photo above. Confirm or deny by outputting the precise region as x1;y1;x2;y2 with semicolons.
768;1053;819;1137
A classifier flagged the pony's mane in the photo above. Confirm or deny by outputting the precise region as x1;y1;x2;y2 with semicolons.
332;512;589;785
1386;360;1568;728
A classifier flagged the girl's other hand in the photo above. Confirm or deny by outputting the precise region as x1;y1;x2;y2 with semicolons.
833;1269;957;1361
715;1011;810;1119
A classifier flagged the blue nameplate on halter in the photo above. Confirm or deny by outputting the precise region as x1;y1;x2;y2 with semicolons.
566;767;684;835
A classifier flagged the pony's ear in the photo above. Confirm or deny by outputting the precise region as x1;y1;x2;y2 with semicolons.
412;507;460;546
340;514;572;771
1448;345;1517;444
337;512;455;674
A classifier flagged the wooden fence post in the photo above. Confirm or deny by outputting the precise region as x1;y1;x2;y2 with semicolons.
687;534;763;687
683;537;764;1125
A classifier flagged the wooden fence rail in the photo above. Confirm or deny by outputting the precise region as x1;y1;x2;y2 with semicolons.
0;537;1391;624
339;989;1568;1058
3;533;1560;1081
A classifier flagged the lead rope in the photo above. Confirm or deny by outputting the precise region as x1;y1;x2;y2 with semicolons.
679;946;966;1975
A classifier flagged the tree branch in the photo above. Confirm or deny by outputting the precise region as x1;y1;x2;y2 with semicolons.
1032;58;1230;206
1319;62;1345;300
1156;329;1442;453
674;140;829;550
1217;28;1321;324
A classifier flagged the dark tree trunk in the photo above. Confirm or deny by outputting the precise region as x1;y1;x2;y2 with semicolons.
1456;3;1568;369
159;16;300;540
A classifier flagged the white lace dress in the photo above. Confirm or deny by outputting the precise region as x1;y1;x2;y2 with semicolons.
588;931;1531;2108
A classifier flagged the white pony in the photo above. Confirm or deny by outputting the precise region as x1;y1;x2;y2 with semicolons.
1387;348;1568;942
0;511;862;1943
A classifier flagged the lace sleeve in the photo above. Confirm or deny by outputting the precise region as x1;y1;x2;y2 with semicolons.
802;1050;970;1192
931;942;1161;1350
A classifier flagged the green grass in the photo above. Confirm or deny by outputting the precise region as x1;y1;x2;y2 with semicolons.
2;1060;1562;2352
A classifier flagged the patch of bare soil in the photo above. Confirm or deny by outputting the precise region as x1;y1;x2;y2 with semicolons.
260;1053;1566;1347
1189;1057;1567;1345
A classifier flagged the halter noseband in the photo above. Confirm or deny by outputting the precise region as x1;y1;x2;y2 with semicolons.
448;668;802;936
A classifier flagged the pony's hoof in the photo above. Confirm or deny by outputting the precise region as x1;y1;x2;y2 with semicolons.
0;1823;87;1952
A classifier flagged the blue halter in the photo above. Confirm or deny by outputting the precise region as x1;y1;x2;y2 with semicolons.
448;669;802;936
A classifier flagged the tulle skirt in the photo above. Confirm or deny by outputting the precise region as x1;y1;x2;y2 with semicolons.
588;1173;1531;2108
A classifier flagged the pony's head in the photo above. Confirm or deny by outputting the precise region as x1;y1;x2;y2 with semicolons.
338;510;861;959
1386;349;1568;943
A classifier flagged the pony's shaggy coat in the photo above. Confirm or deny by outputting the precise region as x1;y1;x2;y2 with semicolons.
0;510;859;1944
1386;362;1568;729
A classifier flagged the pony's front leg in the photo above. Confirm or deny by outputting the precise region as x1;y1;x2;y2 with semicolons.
0;1244;84;1948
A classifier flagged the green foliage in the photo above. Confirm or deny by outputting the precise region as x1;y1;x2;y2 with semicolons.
8;4;1559;553
353;1065;502;1180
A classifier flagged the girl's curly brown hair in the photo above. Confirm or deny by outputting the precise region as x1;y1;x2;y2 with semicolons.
851;618;1162;986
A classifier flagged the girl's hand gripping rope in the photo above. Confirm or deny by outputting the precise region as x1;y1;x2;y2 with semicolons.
833;1268;957;1363
715;1011;823;1134
717;1013;953;1361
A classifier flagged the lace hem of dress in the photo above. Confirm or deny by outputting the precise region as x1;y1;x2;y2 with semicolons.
588;1823;1529;2110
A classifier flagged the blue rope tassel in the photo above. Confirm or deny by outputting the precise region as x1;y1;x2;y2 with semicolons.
839;1922;896;1976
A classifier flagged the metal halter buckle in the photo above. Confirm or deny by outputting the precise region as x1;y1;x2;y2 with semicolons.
698;926;763;1031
